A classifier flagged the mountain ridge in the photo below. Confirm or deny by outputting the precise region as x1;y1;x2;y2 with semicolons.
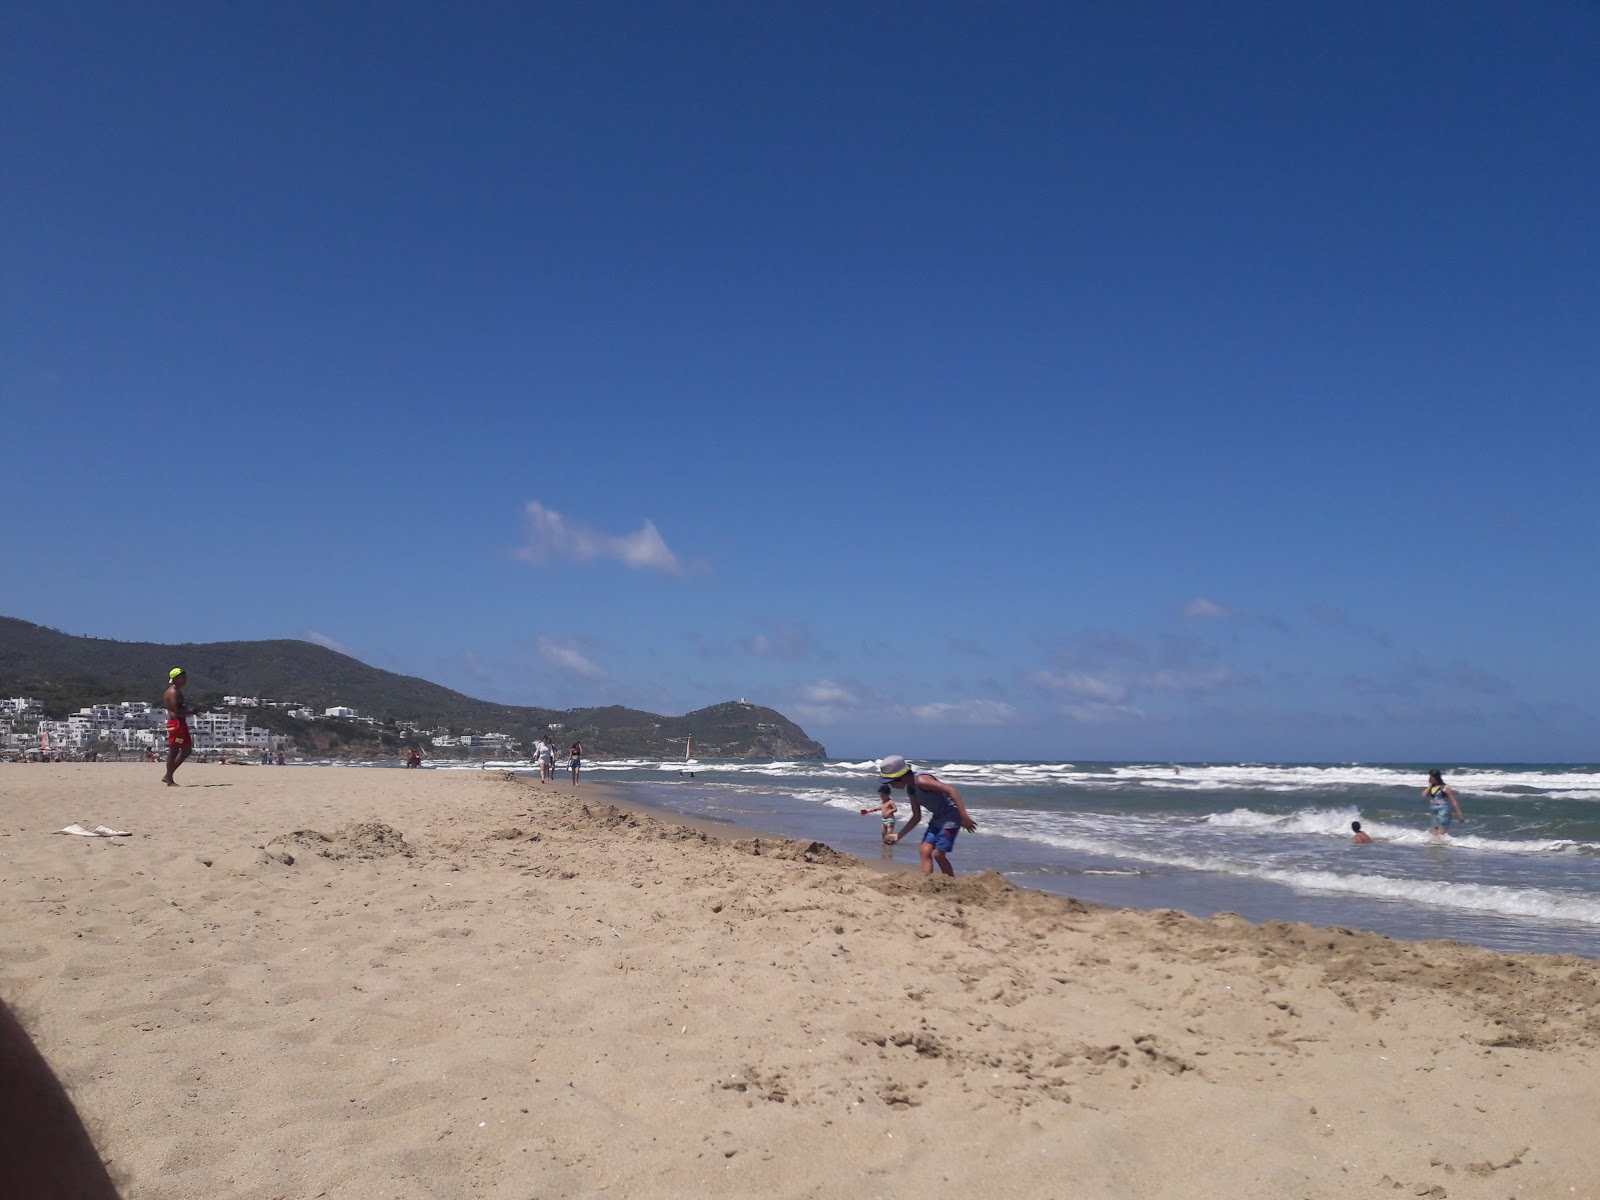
0;617;826;759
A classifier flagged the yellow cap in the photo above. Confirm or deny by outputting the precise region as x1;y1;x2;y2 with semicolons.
169;667;186;679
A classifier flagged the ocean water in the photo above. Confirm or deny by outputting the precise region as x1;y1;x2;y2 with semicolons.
437;757;1600;959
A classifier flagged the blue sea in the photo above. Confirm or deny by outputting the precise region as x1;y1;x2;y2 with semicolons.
443;757;1600;959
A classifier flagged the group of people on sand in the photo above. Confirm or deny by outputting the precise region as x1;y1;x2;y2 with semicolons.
533;737;582;784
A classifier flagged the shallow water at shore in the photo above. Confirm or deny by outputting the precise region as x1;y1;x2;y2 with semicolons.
466;757;1600;958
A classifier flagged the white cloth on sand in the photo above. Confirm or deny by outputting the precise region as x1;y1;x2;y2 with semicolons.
54;824;132;837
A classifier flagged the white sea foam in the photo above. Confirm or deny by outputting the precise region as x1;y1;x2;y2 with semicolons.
1204;806;1364;834
1196;806;1597;854
1247;869;1600;925
980;817;1600;926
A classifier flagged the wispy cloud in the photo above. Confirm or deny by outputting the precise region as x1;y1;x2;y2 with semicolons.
1029;658;1247;702
535;636;608;681
1144;666;1247;694
1079;630;1150;664
1064;701;1145;725
1180;596;1231;620
513;501;685;575
800;680;860;706
304;630;355;656
1180;597;1291;633
907;699;1020;727
462;650;490;681
1026;668;1131;703
1443;666;1511;697
1310;604;1393;648
790;678;869;726
1342;657;1510;703
748;619;812;661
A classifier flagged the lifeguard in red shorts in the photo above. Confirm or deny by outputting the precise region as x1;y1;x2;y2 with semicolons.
161;668;199;786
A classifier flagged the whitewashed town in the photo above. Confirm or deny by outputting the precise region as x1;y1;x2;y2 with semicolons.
0;695;522;761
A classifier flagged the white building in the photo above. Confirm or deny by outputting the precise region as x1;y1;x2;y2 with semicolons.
324;706;358;719
0;685;310;756
189;711;281;751
37;720;88;750
433;733;514;750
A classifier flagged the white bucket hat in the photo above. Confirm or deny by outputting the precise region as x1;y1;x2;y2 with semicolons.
878;755;912;780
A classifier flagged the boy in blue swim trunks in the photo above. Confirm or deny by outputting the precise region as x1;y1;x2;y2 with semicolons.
877;755;977;876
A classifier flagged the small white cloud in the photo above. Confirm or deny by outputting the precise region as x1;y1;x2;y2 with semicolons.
535;636;608;681
800;680;861;707
1180;596;1231;620
513;501;684;575
304;630;355;656
462;651;490;681
908;699;1019;727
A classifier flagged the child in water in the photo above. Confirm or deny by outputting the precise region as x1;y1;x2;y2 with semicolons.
1351;820;1373;844
860;796;898;844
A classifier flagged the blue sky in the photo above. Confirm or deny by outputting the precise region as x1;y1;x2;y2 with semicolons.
4;3;1596;762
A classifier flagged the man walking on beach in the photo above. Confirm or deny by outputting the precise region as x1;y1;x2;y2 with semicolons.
161;668;199;786
879;756;977;876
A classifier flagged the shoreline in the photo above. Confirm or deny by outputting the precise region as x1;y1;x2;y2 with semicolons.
564;760;1600;960
3;764;1598;1198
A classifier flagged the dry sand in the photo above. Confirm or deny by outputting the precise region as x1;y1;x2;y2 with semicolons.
3;763;1598;1199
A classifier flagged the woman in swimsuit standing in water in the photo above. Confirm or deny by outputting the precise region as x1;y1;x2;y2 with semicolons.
1422;769;1465;837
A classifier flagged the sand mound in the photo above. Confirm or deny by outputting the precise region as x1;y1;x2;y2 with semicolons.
267;820;413;863
732;835;849;864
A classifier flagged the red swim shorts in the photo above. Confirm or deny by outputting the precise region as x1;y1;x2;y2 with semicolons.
166;720;191;748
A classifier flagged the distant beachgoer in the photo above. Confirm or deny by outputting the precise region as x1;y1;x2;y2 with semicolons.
1351;820;1373;844
569;742;582;784
161;668;199;786
538;737;555;782
860;795;899;844
877;755;977;876
1423;770;1465;837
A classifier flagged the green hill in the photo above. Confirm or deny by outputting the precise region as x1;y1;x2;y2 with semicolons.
0;617;826;760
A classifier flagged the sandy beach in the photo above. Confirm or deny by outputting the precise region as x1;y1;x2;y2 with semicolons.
3;764;1598;1199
